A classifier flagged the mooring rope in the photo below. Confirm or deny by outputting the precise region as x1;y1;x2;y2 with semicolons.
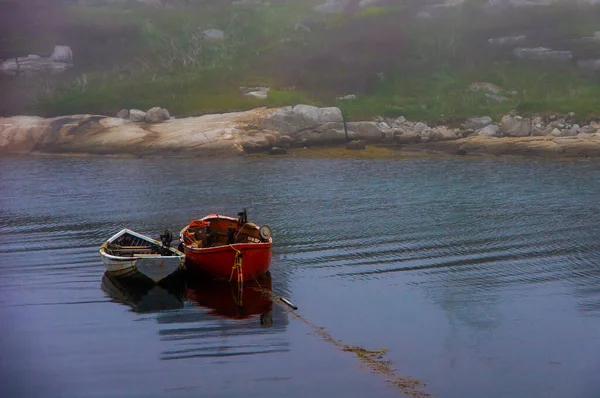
229;245;244;303
248;280;431;398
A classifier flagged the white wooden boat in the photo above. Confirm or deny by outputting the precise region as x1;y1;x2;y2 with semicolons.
99;228;185;283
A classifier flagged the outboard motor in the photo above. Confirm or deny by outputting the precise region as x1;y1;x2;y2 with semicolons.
160;229;173;248
237;208;248;225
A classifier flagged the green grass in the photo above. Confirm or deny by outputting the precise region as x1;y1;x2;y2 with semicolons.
4;0;600;122
339;64;600;122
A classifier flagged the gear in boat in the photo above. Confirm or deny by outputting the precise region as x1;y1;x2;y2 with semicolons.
183;209;271;249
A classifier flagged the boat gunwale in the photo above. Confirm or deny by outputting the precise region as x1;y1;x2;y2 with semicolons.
99;249;184;262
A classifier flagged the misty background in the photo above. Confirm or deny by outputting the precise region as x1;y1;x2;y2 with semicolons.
1;0;600;122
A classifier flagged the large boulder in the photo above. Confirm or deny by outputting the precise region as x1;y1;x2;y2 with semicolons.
145;107;170;123
241;86;269;99
129;109;146;122
0;55;72;76
261;107;304;135
500;115;531;137
261;105;343;137
49;45;73;63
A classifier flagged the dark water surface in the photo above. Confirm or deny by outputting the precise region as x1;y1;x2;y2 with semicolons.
1;155;600;398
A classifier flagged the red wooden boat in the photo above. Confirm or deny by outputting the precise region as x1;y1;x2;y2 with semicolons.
179;209;272;282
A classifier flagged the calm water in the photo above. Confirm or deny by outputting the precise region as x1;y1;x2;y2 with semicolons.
1;155;600;398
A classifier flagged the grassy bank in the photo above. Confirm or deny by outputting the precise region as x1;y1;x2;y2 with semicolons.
1;0;600;121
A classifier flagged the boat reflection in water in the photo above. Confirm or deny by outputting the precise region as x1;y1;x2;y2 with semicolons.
186;270;274;327
101;272;186;313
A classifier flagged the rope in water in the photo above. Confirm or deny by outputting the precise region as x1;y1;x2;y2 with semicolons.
247;281;431;398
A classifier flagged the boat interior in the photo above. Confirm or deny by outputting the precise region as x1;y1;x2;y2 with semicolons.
103;232;175;257
183;217;266;249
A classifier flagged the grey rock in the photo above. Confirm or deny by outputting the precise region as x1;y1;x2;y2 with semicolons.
117;109;129;119
49;45;73;63
313;0;347;14
377;122;391;131
412;122;428;133
478;124;500;137
488;35;526;46
294;23;311;33
548;114;557;121
579;125;597;135
428;126;459;141
202;29;225;40
464;116;492;130
241;86;269;99
550;128;562;137
531;116;544;126
145;107;169;123
0;54;72;76
513;47;572;61
262;109;305;135
532;126;553;136
129;109;146;123
500;115;531;137
292;105;343;126
563;127;579;137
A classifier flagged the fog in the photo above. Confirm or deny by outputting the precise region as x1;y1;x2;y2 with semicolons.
1;0;599;120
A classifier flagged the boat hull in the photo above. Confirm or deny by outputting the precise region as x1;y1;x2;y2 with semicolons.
101;255;184;283
180;213;272;282
184;243;272;281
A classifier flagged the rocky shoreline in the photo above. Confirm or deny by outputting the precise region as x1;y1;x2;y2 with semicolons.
1;105;600;159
